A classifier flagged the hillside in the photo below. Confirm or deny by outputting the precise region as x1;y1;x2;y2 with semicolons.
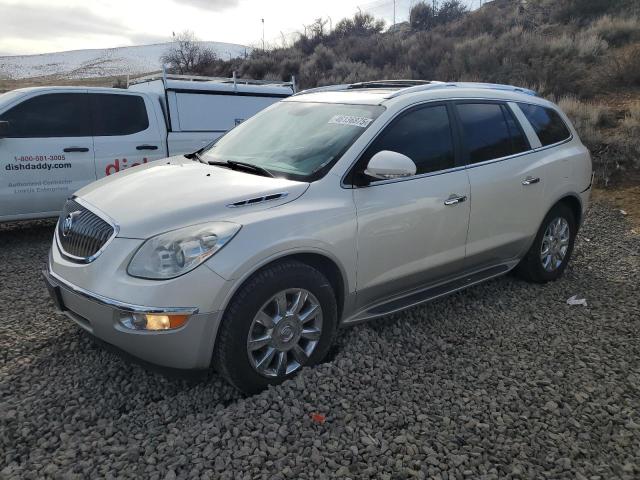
0;41;249;80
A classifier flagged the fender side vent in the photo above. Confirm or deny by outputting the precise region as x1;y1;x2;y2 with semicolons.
227;192;289;208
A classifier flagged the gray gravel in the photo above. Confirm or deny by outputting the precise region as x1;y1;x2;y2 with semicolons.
1;201;639;480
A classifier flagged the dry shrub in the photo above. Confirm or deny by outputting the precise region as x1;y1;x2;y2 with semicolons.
609;45;640;86
326;60;379;84
618;102;640;166
587;15;640;46
557;97;613;148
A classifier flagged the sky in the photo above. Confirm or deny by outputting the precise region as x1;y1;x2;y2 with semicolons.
0;0;481;56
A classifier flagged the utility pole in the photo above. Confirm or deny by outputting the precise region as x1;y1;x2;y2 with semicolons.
261;18;265;50
393;0;396;29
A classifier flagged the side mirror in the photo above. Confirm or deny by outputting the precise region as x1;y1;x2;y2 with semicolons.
0;120;8;138
364;150;417;181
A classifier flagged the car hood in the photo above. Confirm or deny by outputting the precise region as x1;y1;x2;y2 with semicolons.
75;156;309;238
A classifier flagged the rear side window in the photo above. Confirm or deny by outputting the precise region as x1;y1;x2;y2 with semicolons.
456;103;518;164
518;103;571;146
90;94;149;136
0;93;90;138
362;104;455;176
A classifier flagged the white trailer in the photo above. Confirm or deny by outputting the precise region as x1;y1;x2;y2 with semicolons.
0;73;294;221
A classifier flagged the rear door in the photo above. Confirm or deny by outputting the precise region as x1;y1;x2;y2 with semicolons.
351;103;471;309
454;101;545;270
0;91;94;219
90;93;165;178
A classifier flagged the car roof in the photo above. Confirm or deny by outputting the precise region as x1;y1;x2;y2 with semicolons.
286;81;552;108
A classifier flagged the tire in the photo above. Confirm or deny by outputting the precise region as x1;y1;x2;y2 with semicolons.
213;260;338;394
515;202;577;283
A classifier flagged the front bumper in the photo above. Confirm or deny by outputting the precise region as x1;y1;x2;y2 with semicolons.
43;268;222;369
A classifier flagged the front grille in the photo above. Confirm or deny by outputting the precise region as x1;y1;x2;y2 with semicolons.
56;199;115;262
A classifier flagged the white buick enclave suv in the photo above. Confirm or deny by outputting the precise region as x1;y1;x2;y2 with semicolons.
45;81;593;393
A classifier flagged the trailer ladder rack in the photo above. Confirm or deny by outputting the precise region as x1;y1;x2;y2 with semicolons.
129;70;296;92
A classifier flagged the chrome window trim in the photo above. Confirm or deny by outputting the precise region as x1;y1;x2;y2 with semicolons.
47;268;199;315
55;196;120;264
530;135;574;152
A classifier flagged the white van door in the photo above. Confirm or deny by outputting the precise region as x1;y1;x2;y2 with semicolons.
0;92;95;219
90;93;165;178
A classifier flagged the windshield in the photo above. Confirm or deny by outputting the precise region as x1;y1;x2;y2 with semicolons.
202;101;384;181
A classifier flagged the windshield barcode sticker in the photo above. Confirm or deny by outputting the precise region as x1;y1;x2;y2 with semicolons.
328;115;374;128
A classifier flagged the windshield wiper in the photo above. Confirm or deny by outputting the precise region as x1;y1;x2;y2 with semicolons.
208;160;274;178
184;151;206;163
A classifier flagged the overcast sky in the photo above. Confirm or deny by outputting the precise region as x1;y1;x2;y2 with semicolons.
0;0;405;55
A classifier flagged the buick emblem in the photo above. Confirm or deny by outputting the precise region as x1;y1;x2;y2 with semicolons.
62;211;80;237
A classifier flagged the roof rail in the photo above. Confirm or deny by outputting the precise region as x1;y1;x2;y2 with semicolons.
294;80;538;99
293;80;434;97
386;81;538;98
347;79;432;89
292;84;351;96
129;71;297;91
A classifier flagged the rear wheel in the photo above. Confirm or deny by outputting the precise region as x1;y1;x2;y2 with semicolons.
515;203;577;283
213;260;337;394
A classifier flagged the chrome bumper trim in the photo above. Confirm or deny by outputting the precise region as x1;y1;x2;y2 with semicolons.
44;267;199;315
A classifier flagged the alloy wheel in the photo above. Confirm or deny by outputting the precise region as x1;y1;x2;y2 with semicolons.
540;217;571;272
247;288;323;378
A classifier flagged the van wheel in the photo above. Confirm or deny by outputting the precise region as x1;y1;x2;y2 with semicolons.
213;260;338;394
515;203;577;283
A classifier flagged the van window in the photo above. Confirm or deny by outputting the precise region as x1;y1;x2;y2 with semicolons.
518;103;571;146
456;103;515;164
175;92;279;132
90;94;149;136
0;93;90;138
362;104;455;176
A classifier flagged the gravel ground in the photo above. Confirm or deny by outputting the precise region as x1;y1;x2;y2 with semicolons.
1;201;639;480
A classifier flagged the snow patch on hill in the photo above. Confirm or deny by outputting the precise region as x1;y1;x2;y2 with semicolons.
0;42;250;80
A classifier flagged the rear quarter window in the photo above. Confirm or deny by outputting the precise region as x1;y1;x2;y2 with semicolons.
518;103;571;146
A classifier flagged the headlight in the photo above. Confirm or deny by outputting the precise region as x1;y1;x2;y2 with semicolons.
127;222;241;280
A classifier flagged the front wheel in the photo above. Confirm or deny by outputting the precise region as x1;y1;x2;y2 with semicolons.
515;203;578;283
213;260;338;394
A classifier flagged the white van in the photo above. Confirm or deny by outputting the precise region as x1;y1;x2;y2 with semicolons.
0;73;294;221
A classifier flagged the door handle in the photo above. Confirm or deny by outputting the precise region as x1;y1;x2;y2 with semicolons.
136;145;159;150
522;176;540;185
63;147;89;153
444;194;467;206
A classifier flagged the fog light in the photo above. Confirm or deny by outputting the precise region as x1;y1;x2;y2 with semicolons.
120;313;190;331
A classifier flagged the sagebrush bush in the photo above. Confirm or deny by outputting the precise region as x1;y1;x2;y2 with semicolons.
557;97;612;146
587;15;640;47
609;44;640;87
619;102;640;166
